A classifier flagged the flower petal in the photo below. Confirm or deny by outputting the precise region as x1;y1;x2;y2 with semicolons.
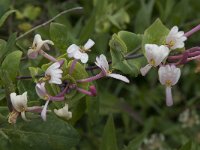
140;64;152;76
80;53;89;63
10;92;28;112
84;39;95;50
41;100;50;121
67;44;79;54
108;73;130;83
166;86;173;106
21;111;30;121
35;83;48;99
74;50;82;59
100;54;109;71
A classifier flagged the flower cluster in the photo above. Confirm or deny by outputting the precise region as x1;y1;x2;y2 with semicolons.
9;34;129;123
140;26;187;106
9;23;200;123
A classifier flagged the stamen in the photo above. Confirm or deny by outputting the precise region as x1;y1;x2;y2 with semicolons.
150;59;155;66
165;80;172;87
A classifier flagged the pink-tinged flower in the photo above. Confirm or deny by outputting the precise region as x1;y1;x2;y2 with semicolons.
95;54;129;83
27;34;54;59
35;83;49;121
67;39;95;63
54;104;72;120
158;65;181;106
166;26;187;50
9;92;43;123
35;82;64;121
140;44;169;76
45;62;63;84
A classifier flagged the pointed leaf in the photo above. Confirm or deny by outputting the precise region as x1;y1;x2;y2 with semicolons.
100;115;118;150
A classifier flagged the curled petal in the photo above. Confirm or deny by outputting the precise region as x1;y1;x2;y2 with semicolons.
54;104;72;120
140;64;152;76
21;111;30;122
108;73;130;83
95;54;109;72
36;83;46;98
166;86;173;106
41;100;50;121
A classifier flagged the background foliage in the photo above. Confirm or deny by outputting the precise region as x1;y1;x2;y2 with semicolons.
1;0;200;149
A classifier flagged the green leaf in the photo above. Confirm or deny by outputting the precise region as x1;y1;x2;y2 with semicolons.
0;10;16;28
0;39;7;61
79;15;95;44
22;5;41;20
109;32;145;76
0;70;15;111
124;132;147;150
1;50;22;81
179;141;192;150
4;33;17;53
0;89;5;101
118;31;142;52
100;115;118;150
0;33;17;62
178;141;200;150
142;18;169;53
50;22;68;52
0;111;79;150
134;0;155;33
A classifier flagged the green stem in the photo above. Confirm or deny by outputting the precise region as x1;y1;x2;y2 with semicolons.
16;7;83;41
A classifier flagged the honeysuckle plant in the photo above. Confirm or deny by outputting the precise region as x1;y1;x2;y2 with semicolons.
1;4;200;149
2;18;200;123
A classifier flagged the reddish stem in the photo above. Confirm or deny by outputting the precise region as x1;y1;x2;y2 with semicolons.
184;24;200;37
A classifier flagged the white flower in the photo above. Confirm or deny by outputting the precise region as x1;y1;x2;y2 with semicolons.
35;82;65;121
158;65;181;106
140;44;169;76
10;92;44;123
67;39;95;63
54;104;72;120
95;54;129;83
27;34;54;59
10;92;28;121
166;26;187;50
45;62;63;84
35;82;49;121
35;82;50;99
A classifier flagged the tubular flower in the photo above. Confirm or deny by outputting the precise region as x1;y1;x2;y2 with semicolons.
158;65;181;106
10;92;43;123
35;82;64;121
35;82;50;121
166;26;187;50
45;62;63;84
95;54;129;83
27;34;54;59
10;92;29;121
67;39;95;63
140;44;169;76
54;104;72;120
